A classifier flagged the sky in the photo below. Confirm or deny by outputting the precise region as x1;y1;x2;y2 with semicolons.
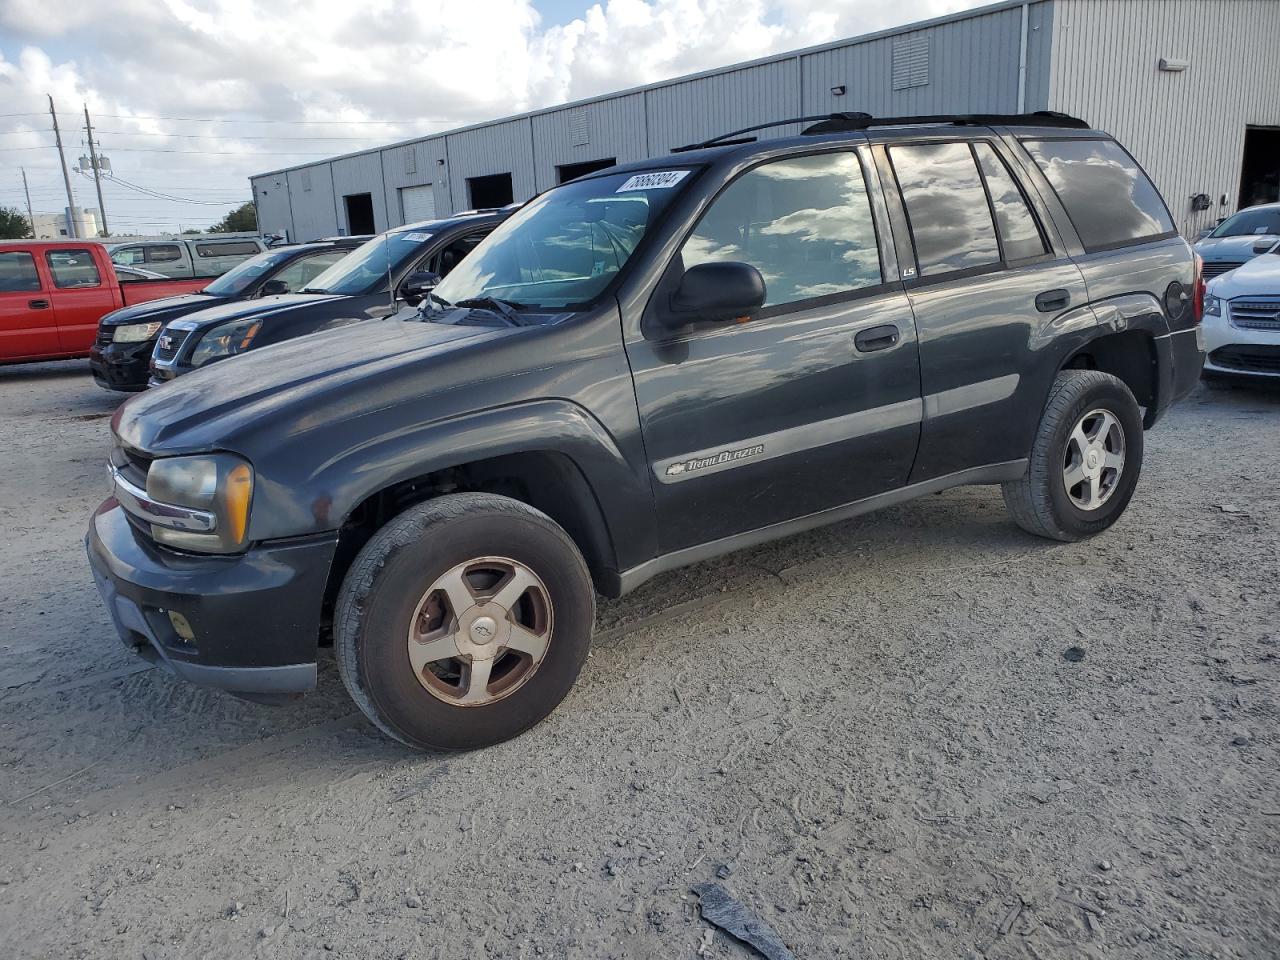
0;0;984;235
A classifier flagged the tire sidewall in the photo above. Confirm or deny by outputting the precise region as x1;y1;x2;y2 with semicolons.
1045;378;1144;535
349;507;593;751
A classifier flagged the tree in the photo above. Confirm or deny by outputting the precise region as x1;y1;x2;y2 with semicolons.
0;206;32;239
208;202;257;234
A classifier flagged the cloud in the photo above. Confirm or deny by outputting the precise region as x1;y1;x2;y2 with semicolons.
0;0;982;231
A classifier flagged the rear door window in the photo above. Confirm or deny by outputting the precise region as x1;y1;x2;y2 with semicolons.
1021;138;1174;251
890;142;1001;276
146;244;183;264
0;252;41;292
973;142;1047;261
44;249;102;288
195;241;259;258
680;152;883;309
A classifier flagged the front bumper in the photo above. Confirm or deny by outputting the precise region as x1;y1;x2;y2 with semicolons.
86;498;338;698
88;339;155;392
1202;308;1280;379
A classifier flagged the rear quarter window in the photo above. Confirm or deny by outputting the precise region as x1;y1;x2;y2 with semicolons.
1022;138;1174;252
195;241;260;257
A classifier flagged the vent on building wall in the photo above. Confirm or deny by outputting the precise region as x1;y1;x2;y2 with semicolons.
301;170;312;192
404;150;417;174
892;35;930;90
569;109;590;146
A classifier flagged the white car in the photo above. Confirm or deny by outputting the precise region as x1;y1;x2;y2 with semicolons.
1202;253;1280;382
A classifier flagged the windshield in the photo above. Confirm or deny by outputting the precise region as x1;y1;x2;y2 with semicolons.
203;247;303;296
1210;207;1280;238
304;233;422;295
433;170;692;310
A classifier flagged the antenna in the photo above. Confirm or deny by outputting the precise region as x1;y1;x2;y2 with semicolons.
385;230;394;313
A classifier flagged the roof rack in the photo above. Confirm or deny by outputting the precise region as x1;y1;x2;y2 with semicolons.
672;110;1089;152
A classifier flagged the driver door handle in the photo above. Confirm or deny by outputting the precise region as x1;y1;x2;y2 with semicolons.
28;299;50;310
854;324;900;353
1035;289;1071;313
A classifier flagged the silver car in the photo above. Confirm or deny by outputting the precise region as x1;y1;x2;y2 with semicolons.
1194;202;1280;281
1202;251;1280;382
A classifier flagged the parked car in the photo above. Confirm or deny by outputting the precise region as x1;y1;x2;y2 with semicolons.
88;111;1203;750
147;210;507;385
1193;202;1280;280
108;237;268;279
0;241;207;365
90;239;367;392
1202;252;1280;383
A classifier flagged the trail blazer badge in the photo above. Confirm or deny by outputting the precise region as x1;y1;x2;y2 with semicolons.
665;443;765;477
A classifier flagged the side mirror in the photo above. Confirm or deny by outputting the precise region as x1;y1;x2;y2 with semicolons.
668;261;766;325
260;278;290;296
400;270;441;306
1252;238;1277;255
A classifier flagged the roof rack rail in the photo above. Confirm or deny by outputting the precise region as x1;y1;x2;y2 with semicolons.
672;110;1088;152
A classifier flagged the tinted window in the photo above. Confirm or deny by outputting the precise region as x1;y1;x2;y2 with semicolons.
891;142;1001;276
681;153;882;307
1022;138;1174;251
0;252;41;292
195;241;259;257
146;245;183;263
44;249;102;288
270;250;347;293
973;142;1047;261
1209;207;1280;238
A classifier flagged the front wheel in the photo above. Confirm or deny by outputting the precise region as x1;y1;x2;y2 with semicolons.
334;493;595;751
1002;370;1144;542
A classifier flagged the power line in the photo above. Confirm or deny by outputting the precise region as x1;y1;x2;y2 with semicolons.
0;128;386;141
0;144;336;156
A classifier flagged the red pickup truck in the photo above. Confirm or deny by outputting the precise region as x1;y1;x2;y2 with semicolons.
1;241;207;364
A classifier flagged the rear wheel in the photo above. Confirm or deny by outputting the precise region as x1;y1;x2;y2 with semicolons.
335;493;595;751
1002;370;1144;542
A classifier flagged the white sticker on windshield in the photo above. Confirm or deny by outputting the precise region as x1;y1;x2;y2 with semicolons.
616;170;689;193
397;232;431;242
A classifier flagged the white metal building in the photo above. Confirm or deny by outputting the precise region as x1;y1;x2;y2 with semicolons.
250;0;1280;243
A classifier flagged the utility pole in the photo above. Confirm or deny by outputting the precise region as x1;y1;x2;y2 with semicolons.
83;104;109;236
21;168;36;238
48;95;78;239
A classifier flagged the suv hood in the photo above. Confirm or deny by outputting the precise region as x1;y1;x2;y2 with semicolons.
1194;234;1280;261
1207;253;1280;299
173;292;347;331
114;317;509;453
101;292;221;327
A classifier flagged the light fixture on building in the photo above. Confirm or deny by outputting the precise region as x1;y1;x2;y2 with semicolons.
1158;57;1188;72
831;85;847;96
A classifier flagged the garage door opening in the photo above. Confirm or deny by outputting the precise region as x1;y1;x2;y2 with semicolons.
399;184;436;224
467;173;514;210
343;193;376;235
1238;126;1280;208
556;158;618;184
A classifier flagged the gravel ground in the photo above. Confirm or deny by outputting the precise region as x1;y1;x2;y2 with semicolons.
0;359;1277;960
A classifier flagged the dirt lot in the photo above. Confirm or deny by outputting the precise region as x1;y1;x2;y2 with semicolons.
0;360;1277;960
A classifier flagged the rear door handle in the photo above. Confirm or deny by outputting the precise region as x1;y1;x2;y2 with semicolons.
854;324;900;353
1035;289;1071;313
28;299;50;310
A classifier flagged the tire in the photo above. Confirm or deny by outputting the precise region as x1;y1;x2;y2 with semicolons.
1002;370;1144;542
334;493;595;751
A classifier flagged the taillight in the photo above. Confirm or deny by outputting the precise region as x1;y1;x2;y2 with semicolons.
1192;253;1205;324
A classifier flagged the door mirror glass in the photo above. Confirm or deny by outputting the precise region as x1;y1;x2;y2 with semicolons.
401;270;440;305
1252;238;1277;255
260;278;290;296
668;261;765;325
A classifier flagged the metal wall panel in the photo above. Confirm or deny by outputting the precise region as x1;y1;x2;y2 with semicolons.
380;138;451;226
1048;0;1280;237
443;118;537;212
531;94;646;192
284;163;338;242
251;173;294;241
645;59;802;155
331;152;388;234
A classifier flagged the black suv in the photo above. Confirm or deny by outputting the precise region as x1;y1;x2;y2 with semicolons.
89;238;367;391
87;112;1204;751
147;210;509;385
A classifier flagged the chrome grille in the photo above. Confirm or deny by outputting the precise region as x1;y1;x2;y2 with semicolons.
1202;260;1244;279
1230;299;1280;331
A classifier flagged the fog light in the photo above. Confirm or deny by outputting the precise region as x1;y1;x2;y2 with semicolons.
168;610;196;642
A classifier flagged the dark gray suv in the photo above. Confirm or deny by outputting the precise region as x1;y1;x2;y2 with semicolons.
88;111;1204;751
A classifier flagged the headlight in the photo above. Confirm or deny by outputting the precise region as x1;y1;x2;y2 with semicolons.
113;321;163;343
1204;295;1222;317
189;317;263;368
146;454;254;553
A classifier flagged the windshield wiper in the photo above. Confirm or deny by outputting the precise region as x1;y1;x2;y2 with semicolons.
454;296;530;327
